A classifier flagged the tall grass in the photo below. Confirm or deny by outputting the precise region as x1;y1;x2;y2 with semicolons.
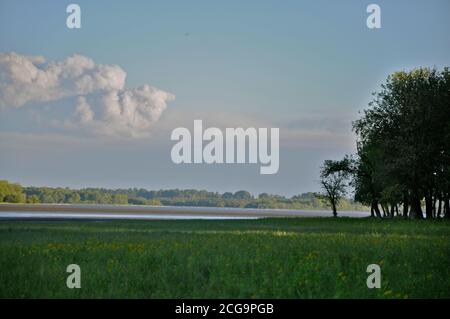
0;218;449;298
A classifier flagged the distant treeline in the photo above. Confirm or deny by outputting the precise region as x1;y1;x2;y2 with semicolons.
0;180;367;211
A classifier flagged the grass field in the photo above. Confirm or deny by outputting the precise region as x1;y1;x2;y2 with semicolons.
0;218;449;298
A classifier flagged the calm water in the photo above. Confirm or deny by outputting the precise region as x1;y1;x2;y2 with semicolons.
0;205;370;220
0;212;260;220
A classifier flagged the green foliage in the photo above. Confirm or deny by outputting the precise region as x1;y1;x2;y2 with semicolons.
112;194;128;205
26;195;40;204
319;157;353;216
345;67;450;219
0;180;25;203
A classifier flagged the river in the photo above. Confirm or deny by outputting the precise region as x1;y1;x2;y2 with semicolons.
0;204;370;220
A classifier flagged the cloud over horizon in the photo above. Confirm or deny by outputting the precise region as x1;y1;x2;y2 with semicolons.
0;52;175;138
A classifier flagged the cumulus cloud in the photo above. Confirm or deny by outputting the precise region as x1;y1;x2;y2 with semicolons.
0;52;174;138
66;85;174;138
74;96;94;124
0;52;126;108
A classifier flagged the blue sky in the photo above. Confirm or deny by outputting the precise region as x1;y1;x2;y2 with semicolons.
1;0;449;195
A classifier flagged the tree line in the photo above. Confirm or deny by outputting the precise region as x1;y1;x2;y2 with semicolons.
0;180;366;211
320;67;450;219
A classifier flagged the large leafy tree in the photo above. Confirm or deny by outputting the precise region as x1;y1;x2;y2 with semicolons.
352;67;450;219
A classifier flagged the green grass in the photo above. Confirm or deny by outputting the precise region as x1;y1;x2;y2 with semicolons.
0;218;449;298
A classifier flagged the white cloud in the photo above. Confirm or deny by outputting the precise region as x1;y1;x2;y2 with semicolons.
0;52;126;108
65;85;174;138
74;96;94;124
0;52;175;138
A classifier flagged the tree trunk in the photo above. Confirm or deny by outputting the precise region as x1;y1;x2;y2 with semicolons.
425;193;433;219
403;193;409;219
444;197;450;219
432;195;437;218
332;201;337;217
381;205;386;217
409;188;423;219
370;203;375;218
437;198;442;218
390;204;395;218
373;201;382;218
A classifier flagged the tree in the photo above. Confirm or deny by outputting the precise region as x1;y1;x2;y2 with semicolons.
233;190;252;200
222;192;234;200
4;193;25;203
352;142;383;218
112;194;128;205
319;158;351;217
0;180;25;203
26;195;40;204
68;193;81;203
353;67;450;219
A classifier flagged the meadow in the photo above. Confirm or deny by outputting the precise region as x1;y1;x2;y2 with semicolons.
0;218;449;298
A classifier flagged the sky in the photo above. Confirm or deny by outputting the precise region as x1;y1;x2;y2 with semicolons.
0;0;449;196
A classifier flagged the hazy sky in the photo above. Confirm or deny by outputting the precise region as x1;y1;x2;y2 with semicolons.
1;0;449;196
